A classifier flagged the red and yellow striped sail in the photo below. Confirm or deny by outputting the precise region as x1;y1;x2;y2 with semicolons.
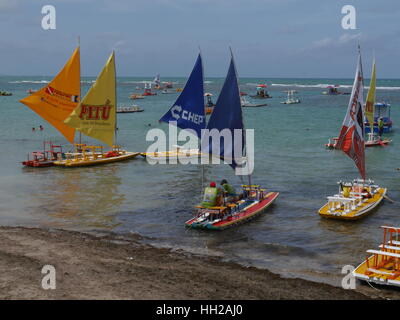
20;47;80;143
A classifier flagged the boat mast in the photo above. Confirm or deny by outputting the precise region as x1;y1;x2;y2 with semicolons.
78;36;82;146
199;46;205;195
113;50;118;147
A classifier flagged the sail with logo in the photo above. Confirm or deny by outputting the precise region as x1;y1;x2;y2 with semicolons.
185;50;279;230
159;53;205;138
20;46;80;143
318;47;387;220
141;54;205;160
53;51;140;167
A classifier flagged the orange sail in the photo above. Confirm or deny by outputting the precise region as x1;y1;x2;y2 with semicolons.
20;47;80;143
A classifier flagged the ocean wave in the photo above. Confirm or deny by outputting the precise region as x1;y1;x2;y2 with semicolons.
271;83;400;90
9;80;49;84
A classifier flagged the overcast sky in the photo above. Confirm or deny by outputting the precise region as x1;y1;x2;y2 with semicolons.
0;0;399;78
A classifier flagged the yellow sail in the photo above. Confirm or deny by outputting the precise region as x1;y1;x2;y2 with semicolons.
64;52;116;147
365;60;376;130
20;47;80;143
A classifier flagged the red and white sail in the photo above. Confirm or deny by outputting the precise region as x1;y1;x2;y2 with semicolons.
336;52;365;179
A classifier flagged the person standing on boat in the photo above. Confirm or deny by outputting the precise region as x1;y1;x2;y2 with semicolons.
220;179;237;202
378;117;384;138
201;182;222;208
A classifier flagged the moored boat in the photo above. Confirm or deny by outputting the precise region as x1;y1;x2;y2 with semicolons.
117;105;143;113
187;50;278;230
280;90;300;104
353;226;400;287
54;51;139;167
250;84;271;99
186;186;279;230
22;141;64;167
319;47;386;220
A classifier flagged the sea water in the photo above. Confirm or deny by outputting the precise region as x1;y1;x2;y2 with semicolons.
1;75;400;287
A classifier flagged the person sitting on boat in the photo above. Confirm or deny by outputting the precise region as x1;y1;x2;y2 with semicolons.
378;117;384;138
201;182;222;208
362;187;372;199
220;179;238;203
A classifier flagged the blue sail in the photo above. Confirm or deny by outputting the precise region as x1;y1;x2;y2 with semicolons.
159;54;205;138
201;55;244;169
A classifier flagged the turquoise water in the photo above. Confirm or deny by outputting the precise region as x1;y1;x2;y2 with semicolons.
1;75;400;286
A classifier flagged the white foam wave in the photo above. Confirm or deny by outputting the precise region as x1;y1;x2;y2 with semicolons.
9;80;49;84
271;83;400;90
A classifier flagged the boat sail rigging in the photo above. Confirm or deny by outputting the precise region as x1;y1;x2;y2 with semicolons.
20;46;81;143
159;53;205;139
64;51;117;147
335;50;366;180
186;50;279;230
318;47;387;220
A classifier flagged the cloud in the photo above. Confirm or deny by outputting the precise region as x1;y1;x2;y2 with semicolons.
311;33;363;49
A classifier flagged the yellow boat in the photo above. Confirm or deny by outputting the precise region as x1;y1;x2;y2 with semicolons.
320;49;387;220
59;51;138;167
54;144;139;167
318;179;386;220
353;226;400;287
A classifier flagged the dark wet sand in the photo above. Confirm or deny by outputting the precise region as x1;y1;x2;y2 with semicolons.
0;226;395;300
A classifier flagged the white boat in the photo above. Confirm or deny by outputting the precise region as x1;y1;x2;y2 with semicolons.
281;90;300;104
240;96;267;107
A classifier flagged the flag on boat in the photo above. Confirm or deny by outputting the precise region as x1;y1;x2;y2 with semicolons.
64;51;116;147
20;47;80;143
159;54;205;138
201;53;245;169
365;59;376;129
336;52;365;179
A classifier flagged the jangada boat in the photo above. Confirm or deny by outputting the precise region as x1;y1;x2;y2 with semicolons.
326;133;391;149
185;51;279;230
22;141;64;167
250;84;271;99
319;48;386;220
353;226;400;287
20;46;82;167
53;52;139;167
116;105;143;113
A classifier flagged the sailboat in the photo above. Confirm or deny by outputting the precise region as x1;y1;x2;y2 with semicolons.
141;53;206;160
20;46;81;167
326;60;391;149
353;226;400;287
318;49;387;220
185;51;279;230
53;52;139;167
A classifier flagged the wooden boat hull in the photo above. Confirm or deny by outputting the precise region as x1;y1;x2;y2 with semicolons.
53;152;139;167
242;103;267;107
353;255;400;288
22;160;55;167
318;187;386;220
326;138;390;148
185;192;279;230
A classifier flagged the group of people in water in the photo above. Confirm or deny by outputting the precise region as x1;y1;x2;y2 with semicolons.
32;125;44;132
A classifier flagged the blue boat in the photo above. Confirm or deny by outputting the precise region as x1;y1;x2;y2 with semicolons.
364;102;393;133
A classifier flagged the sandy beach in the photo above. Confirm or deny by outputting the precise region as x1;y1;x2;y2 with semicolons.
1;226;398;300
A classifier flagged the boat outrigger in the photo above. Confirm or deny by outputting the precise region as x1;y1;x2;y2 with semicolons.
53;51;139;167
353;226;400;287
22;141;64;167
185;51;279;230
319;47;386;220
